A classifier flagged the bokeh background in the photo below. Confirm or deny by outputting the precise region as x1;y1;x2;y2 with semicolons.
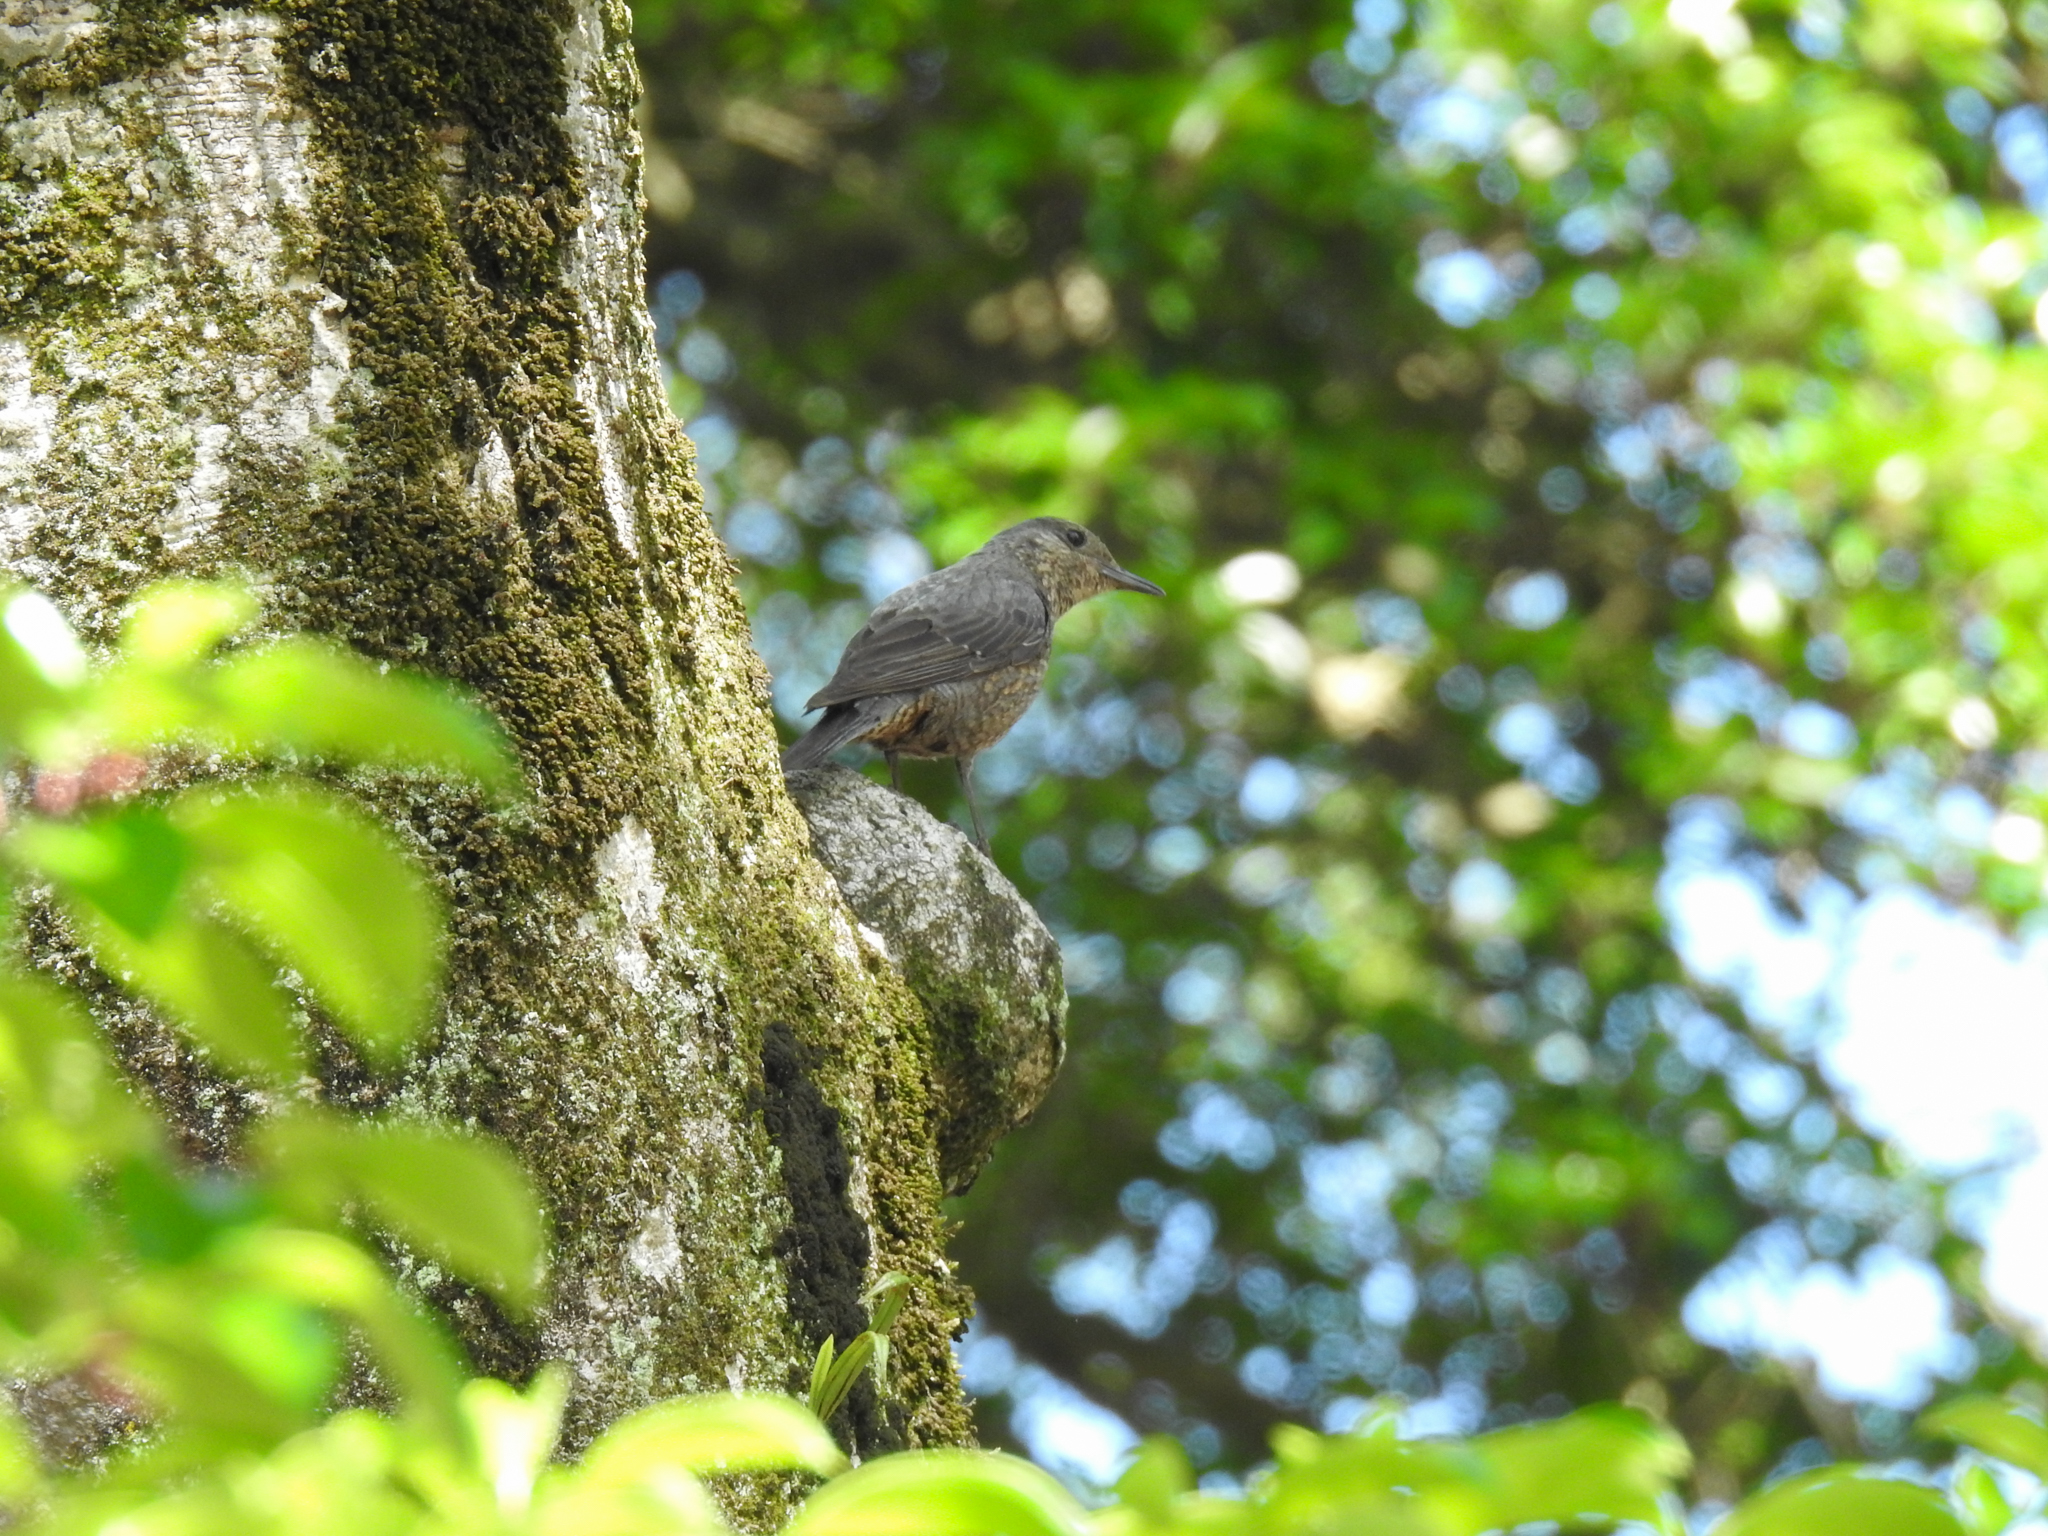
628;0;2048;1510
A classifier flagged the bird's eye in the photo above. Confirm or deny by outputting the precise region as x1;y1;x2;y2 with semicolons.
1063;527;1086;548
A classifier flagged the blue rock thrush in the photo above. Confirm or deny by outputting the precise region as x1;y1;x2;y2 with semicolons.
780;516;1165;849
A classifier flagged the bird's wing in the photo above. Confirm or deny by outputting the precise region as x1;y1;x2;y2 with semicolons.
805;567;1050;708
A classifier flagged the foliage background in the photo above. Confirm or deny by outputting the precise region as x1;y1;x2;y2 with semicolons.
630;0;2048;1504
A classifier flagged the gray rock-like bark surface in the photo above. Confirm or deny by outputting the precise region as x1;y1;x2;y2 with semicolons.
786;767;1066;1195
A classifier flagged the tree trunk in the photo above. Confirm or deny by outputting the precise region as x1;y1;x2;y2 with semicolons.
0;0;997;1456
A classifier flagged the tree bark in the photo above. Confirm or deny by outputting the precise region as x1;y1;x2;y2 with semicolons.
0;0;993;1457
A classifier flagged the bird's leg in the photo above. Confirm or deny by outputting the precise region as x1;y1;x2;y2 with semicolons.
885;751;902;793
957;754;989;852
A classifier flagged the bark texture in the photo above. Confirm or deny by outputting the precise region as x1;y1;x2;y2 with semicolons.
0;0;1003;1461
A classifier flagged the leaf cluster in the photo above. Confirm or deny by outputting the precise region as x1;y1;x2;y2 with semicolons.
0;582;534;1495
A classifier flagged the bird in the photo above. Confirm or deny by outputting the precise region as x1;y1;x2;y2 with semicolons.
780;516;1165;849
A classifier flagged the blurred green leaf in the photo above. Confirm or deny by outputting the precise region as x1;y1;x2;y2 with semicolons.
1919;1397;2048;1481
1113;1435;1193;1523
784;1449;1086;1536
6;807;304;1074
0;1391;42;1504
173;786;441;1060
75;583;264;754
120;582;259;669
118;1323;315;1454
1257;1422;1491;1536
1466;1405;1690;1533
0;1417;37;1507
217;1228;466;1434
109;1156;254;1265
262;1112;544;1310
85;907;301;1078
0;970;137;1141
206;1291;342;1413
460;1367;568;1517
581;1393;848;1481
1715;1468;1971;1536
210;640;520;793
1950;1463;2014;1536
0;1118;95;1272
11;807;190;938
535;1479;731;1536
2;589;87;690
0;577;557;1520
0;592;79;753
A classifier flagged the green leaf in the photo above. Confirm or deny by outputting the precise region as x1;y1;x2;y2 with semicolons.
783;1450;1086;1536
1952;1463;2014;1535
812;1331;875;1425
580;1393;847;1481
7;808;302;1074
116;1310;314;1453
461;1367;568;1516
534;1477;731;1536
808;1337;836;1418
112;1155;252;1264
1113;1435;1193;1522
0;1390;42;1503
0;590;80;752
1257;1426;1489;1536
210;639;520;793
172;787;441;1059
1716;1468;1971;1536
88;908;301;1078
1920;1396;2048;1480
1;589;87;689
865;1272;911;1336
11;806;190;937
263;1113;544;1310
1468;1404;1691;1532
205;1290;342;1413
119;582;258;668
0;970;137;1141
75;583;263;753
218;1228;466;1435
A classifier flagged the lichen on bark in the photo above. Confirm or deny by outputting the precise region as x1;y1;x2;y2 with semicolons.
1;0;991;1466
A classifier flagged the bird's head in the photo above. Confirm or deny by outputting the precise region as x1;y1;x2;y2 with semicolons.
994;517;1165;615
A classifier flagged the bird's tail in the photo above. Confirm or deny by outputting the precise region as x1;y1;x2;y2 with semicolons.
781;704;871;773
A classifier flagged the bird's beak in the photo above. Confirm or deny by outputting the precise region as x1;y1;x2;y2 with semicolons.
1103;563;1165;597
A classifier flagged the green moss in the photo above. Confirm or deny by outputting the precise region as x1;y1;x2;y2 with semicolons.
14;0;209;107
0;169;129;324
254;0;656;875
272;0;967;1451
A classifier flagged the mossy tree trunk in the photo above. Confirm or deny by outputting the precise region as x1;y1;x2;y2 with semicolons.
0;0;973;1455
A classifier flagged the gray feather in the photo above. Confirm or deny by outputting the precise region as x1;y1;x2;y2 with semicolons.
804;556;1051;710
781;701;885;771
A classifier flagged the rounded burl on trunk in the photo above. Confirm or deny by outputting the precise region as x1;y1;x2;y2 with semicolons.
785;767;1066;1195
